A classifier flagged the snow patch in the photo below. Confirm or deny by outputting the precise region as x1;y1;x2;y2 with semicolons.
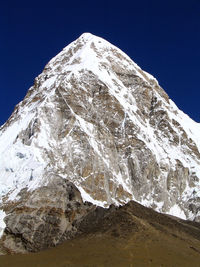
77;186;107;207
0;210;6;238
167;204;186;220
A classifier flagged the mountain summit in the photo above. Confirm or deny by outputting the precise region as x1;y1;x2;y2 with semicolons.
0;33;200;253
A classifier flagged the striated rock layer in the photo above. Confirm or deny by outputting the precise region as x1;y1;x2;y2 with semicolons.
0;33;200;252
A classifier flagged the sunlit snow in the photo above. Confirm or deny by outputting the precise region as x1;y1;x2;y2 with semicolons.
0;210;6;238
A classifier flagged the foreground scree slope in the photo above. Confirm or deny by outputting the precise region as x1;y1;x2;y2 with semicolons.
0;33;200;253
1;201;200;266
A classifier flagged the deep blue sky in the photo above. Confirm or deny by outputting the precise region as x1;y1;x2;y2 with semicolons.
1;1;200;126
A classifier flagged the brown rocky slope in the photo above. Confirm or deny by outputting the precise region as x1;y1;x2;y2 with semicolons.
1;200;200;266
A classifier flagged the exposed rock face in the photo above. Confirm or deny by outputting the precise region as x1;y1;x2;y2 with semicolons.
1;176;93;253
0;33;200;253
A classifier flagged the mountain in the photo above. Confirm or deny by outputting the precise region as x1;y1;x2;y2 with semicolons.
0;33;200;253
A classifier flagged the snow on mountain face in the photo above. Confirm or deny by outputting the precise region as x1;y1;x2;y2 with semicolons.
0;33;200;252
0;210;6;238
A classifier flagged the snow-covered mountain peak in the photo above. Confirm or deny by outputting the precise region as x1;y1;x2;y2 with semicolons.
43;33;159;90
78;32;103;43
0;34;200;250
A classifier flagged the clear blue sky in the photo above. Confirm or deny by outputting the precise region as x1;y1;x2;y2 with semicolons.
1;1;200;126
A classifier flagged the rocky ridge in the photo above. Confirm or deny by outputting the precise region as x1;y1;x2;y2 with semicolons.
0;33;200;253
